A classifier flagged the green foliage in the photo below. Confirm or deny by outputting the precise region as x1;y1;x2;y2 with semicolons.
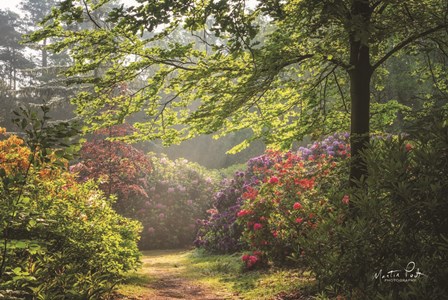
25;0;446;152
294;107;448;298
0;109;141;299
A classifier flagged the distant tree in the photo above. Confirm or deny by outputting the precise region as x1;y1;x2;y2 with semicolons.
20;0;58;69
0;9;34;91
29;0;448;183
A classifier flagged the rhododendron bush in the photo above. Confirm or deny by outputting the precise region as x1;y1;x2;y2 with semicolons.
194;173;246;253
194;154;276;253
139;155;220;249
236;150;346;266
71;126;220;249
302;109;448;298
195;133;349;259
0;127;141;299
71;125;152;216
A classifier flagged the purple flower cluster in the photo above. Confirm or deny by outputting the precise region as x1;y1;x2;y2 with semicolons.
195;133;351;254
194;176;246;253
298;132;350;160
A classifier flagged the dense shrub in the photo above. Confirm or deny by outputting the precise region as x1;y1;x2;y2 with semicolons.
236;150;345;266
296;108;448;299
194;154;277;253
138;154;220;249
71;126;221;249
195;134;349;255
0;128;141;299
71;125;152;216
194;174;246;253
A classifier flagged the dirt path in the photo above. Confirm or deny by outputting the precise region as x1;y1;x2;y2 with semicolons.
115;250;235;300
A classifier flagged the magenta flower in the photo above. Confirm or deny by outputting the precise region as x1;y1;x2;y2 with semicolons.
269;176;279;184
293;202;302;210
253;223;263;230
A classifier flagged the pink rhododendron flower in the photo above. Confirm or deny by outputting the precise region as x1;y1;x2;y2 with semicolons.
246;255;258;268
293;202;302;210
237;209;252;217
242;254;250;261
342;195;350;205
268;176;279;184
253;223;263;230
207;208;218;215
295;217;304;224
405;143;412;152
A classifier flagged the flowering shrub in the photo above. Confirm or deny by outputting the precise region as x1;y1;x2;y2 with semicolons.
194;173;246;253
71;126;219;250
241;250;264;270
0;128;141;299
138;154;220;249
236;150;343;265
195;134;349;256
194;153;277;253
298;109;448;299
298;132;350;160
71;125;152;216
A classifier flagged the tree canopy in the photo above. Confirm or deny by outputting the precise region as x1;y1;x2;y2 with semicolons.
29;0;448;180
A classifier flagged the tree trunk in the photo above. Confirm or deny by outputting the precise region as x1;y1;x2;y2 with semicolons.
349;0;372;184
42;39;48;68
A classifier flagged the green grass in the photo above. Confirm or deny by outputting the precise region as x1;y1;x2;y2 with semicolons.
116;248;314;299
184;249;313;299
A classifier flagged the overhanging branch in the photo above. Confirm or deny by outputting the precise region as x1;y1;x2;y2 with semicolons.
372;24;446;70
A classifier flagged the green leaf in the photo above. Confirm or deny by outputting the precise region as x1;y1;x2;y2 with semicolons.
28;219;37;227
15;240;28;249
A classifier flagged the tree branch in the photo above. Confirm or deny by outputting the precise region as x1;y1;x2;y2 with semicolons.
82;0;102;29
372;24;446;70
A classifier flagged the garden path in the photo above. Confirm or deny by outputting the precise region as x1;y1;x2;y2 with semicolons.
115;249;236;300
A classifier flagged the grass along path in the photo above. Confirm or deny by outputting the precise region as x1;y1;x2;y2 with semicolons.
115;249;314;300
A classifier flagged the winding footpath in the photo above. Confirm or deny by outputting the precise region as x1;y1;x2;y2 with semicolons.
115;250;235;300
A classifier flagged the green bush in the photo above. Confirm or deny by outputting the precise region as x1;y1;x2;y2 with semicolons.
0;127;141;299
297;108;448;299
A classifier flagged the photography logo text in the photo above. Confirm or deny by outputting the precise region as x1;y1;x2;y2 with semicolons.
374;261;428;283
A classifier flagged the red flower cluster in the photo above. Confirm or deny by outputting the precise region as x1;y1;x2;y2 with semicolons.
242;251;262;269
295;178;315;189
253;223;263;230
342;195;350;205
268;176;279;184
242;186;258;200
293;202;302;210
237;209;252;217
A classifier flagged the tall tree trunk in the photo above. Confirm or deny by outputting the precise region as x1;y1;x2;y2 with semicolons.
349;0;373;184
42;38;48;68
